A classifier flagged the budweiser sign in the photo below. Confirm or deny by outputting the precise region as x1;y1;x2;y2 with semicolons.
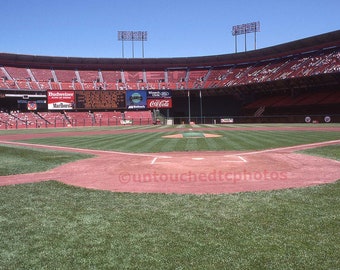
147;99;172;108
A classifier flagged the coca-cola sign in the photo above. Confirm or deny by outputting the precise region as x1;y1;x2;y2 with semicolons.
147;99;172;108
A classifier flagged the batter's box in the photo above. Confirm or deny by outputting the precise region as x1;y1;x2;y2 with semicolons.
150;156;172;165
151;155;247;165
222;155;247;163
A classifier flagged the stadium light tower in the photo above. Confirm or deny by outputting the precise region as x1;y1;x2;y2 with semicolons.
232;21;260;53
118;31;148;58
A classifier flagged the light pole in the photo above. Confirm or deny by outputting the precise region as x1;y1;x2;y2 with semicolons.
232;21;260;53
118;31;148;58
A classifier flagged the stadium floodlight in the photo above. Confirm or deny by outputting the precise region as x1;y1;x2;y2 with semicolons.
231;21;260;52
118;31;148;58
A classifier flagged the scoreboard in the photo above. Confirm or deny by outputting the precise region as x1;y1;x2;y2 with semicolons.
46;90;171;110
75;91;126;110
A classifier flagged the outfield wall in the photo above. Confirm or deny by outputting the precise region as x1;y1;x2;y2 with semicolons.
1;114;339;130
0;116;155;130
173;114;340;125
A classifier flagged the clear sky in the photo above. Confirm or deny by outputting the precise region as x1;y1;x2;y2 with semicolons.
1;0;339;58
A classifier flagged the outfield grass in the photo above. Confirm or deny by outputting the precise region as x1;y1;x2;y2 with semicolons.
17;129;340;153
0;180;339;269
0;123;339;135
0;145;93;176
0;125;147;135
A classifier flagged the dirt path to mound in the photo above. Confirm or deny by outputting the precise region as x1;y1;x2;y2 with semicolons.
0;127;339;194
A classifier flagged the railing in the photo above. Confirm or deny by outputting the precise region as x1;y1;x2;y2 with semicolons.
0;117;155;129
2;114;339;130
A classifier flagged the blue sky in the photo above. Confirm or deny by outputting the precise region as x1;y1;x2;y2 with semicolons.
1;0;339;58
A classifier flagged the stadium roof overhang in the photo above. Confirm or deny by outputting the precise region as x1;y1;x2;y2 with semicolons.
1;30;340;70
171;72;340;98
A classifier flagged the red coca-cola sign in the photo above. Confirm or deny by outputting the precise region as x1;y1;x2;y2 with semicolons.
147;99;172;108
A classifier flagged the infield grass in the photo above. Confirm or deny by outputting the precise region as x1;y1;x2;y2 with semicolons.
15;128;340;153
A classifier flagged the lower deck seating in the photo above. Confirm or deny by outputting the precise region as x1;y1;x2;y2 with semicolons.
124;110;153;125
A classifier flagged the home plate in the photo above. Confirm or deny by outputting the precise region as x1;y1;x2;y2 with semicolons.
192;157;205;160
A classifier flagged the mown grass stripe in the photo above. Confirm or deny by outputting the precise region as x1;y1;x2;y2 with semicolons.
119;132;167;152
17;129;340;153
213;131;247;150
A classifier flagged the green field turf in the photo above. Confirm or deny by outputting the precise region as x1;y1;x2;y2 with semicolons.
0;145;93;176
299;144;340;161
0;124;339;269
15;129;340;153
0;124;339;174
0;180;339;269
0;123;339;135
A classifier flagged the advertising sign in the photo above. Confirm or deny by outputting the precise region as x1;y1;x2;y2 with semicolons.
126;90;147;109
27;101;37;111
47;91;74;110
147;99;172;109
147;90;172;99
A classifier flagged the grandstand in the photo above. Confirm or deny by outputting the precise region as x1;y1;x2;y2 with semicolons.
0;30;339;128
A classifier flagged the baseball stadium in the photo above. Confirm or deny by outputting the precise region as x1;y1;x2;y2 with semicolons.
1;29;340;269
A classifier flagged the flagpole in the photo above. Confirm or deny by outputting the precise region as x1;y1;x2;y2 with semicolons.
199;90;203;124
188;90;191;124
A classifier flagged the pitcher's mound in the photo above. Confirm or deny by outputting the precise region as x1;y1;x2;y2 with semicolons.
163;132;222;138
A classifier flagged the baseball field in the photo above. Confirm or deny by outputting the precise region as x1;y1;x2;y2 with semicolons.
0;123;339;269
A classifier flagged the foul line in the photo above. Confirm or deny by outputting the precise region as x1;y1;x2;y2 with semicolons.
0;140;171;159
1;139;339;165
222;155;247;163
237;139;340;156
